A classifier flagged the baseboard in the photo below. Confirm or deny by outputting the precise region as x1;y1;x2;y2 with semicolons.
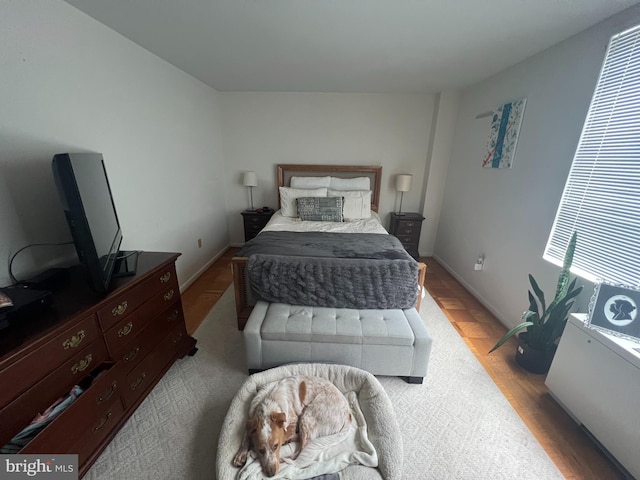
179;247;229;292
431;254;510;328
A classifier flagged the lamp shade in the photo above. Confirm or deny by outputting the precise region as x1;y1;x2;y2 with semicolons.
395;174;413;192
242;171;258;187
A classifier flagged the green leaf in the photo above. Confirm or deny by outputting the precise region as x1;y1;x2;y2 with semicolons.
554;231;577;299
527;291;539;312
488;321;534;354
529;274;546;313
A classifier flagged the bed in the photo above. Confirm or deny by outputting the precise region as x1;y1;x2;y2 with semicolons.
231;164;426;330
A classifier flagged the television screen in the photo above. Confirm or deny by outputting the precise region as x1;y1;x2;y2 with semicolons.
52;153;135;293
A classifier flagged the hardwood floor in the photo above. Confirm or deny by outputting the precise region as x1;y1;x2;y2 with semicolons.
181;247;240;335
182;248;624;480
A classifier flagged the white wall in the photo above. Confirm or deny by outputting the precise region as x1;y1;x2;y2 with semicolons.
419;91;459;256
434;5;640;328
0;0;228;289
219;92;436;244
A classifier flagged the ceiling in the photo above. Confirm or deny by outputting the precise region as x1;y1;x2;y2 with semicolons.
64;0;638;93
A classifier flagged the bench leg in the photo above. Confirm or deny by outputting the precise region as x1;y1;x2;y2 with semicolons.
403;376;424;384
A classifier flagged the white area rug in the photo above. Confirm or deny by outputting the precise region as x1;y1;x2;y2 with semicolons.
85;287;564;480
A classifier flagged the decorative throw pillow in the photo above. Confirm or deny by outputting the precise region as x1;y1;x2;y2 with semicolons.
296;196;344;222
328;189;371;220
279;187;328;217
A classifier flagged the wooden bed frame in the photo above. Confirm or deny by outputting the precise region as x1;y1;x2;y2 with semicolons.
232;164;427;329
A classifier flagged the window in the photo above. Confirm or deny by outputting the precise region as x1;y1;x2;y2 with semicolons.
545;23;640;285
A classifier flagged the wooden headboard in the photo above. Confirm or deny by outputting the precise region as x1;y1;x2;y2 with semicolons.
276;164;382;212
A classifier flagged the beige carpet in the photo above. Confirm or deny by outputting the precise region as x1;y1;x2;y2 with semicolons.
85;287;564;480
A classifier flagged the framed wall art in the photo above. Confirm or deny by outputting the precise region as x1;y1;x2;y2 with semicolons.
587;281;640;342
482;98;527;169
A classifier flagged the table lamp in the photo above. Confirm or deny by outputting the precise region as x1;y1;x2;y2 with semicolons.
242;171;258;211
395;174;412;215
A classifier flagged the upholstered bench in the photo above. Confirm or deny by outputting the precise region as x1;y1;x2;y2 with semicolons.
243;301;432;383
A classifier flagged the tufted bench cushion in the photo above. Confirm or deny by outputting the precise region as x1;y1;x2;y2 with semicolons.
244;301;432;383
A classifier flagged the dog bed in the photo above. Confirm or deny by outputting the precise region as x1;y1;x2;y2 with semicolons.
216;363;402;480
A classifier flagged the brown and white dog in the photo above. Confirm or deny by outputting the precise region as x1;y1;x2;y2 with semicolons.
232;374;352;477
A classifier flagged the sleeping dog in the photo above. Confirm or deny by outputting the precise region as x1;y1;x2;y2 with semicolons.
232;374;352;477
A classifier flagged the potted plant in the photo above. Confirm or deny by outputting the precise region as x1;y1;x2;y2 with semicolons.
489;231;583;374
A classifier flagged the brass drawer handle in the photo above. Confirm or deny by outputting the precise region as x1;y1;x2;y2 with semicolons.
123;346;140;363
97;381;117;404
112;301;128;316
131;372;147;391
167;309;180;323
404;229;413;234
163;289;174;301
160;272;171;283
405;222;415;227
118;322;134;337
71;354;93;374
62;330;85;349
93;411;113;433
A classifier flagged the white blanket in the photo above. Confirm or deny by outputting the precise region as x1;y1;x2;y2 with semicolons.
238;391;377;480
216;364;403;480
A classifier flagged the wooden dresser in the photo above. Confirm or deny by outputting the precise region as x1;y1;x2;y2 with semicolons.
0;252;196;477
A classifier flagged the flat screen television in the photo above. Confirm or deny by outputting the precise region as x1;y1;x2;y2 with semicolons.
52;153;137;293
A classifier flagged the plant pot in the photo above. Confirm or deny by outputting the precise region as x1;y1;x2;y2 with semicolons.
515;332;556;374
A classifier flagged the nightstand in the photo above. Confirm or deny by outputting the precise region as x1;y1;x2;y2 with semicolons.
241;209;275;241
389;212;424;260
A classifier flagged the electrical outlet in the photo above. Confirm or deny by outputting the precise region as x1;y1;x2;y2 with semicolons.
197;238;202;248
474;255;485;271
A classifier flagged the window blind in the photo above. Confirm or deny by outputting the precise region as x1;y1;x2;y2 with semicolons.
544;23;640;285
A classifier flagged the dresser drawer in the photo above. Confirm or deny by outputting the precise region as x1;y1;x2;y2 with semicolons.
134;276;181;325
0;314;100;407
396;219;419;229
245;224;264;234
396;234;420;245
102;311;142;355
245;215;266;225
395;225;421;238
96;288;145;332
114;305;182;372
103;283;181;358
71;398;126;467
20;363;123;454
122;324;185;409
0;338;109;446
96;265;178;331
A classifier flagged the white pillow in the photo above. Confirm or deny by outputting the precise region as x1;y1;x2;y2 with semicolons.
279;187;328;217
329;176;370;191
290;176;331;189
328;189;371;220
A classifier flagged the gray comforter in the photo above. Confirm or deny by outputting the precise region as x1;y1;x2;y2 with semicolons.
237;232;419;309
